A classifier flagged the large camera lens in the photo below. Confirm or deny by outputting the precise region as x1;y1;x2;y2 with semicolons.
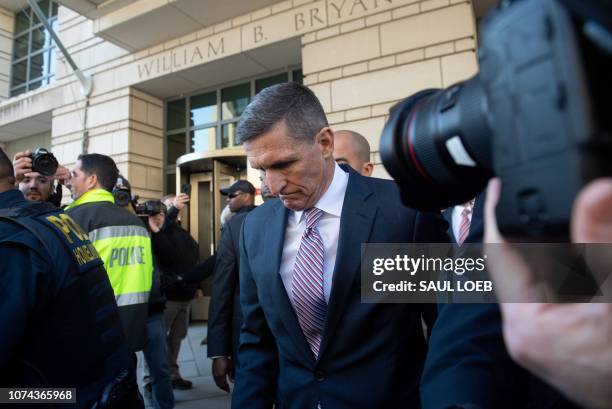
31;148;59;177
114;188;131;207
380;77;494;211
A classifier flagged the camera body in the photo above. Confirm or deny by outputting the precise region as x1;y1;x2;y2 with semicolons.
134;200;164;217
133;200;165;228
380;0;612;239
30;148;58;177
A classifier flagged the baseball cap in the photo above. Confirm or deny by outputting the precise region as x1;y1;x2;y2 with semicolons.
220;180;256;196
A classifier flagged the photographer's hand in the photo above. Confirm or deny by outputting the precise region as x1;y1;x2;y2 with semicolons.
484;177;612;409
173;193;190;210
54;165;71;185
12;150;32;184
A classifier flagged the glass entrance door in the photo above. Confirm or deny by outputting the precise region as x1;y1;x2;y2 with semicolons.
189;173;213;260
188;172;213;321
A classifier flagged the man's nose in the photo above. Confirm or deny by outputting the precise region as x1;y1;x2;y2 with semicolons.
265;172;285;195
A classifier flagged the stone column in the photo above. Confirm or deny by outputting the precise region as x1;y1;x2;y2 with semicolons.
0;8;14;100
52;86;163;200
302;0;479;178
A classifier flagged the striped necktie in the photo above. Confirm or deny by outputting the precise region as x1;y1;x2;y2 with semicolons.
292;207;327;358
457;206;472;245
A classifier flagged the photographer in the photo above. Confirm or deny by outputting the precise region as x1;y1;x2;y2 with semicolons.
149;193;200;390
377;1;611;408
115;180;174;409
12;149;70;206
484;178;612;409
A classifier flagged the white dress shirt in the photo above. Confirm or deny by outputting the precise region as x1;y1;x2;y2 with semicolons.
451;202;474;241
279;163;349;305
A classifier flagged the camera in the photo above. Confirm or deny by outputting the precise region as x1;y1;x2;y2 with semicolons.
380;0;612;239
181;183;191;196
30;148;58;177
113;176;132;207
134;200;164;216
134;200;165;227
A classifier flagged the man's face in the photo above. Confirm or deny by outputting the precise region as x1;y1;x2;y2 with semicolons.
226;190;250;213
70;160;95;200
149;211;166;228
259;170;274;201
244;121;335;211
333;131;372;176
19;172;53;202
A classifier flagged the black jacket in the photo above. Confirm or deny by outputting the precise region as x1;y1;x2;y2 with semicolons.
0;190;135;408
207;204;256;363
152;218;200;301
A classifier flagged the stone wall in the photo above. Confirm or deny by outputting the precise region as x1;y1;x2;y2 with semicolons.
302;0;479;177
51;86;163;200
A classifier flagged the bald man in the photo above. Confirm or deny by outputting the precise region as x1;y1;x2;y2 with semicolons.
333;130;374;176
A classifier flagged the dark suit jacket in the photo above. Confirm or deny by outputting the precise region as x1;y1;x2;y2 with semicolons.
207;205;255;365
423;193;579;409
232;167;449;409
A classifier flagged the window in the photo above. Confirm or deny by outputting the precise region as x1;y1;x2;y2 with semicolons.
163;68;301;193
10;0;58;97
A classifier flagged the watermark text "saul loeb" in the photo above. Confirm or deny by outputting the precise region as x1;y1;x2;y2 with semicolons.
371;254;486;276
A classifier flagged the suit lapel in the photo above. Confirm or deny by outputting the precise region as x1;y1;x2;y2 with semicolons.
262;200;313;363
442;208;457;243
318;171;377;359
466;192;485;243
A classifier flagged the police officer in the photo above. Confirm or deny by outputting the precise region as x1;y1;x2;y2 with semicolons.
65;153;153;354
0;148;142;408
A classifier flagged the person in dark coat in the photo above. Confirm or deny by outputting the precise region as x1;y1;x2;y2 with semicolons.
208;180;257;393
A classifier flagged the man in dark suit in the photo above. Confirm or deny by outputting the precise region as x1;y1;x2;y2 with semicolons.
208;179;257;393
442;195;483;246
422;192;579;409
231;82;449;409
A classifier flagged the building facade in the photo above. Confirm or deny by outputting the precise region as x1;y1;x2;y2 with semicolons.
0;0;492;265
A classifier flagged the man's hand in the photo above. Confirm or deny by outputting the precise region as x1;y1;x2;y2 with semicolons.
54;165;71;185
12;150;32;184
212;357;233;393
173;193;190;210
194;288;204;302
484;177;612;409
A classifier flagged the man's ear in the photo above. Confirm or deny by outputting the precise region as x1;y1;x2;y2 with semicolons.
317;127;334;157
362;162;374;177
86;173;99;190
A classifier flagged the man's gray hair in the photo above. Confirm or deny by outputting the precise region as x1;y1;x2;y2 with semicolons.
236;82;328;144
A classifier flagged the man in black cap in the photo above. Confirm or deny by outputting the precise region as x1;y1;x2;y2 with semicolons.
220;180;256;213
208;180;256;393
